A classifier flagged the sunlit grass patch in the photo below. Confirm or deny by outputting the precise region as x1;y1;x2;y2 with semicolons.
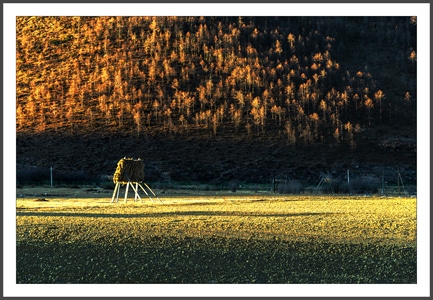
16;195;416;283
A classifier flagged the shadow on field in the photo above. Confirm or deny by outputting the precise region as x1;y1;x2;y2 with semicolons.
16;235;417;284
16;211;334;218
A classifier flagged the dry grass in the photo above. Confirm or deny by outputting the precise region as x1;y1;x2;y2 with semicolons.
17;196;416;245
16;195;416;283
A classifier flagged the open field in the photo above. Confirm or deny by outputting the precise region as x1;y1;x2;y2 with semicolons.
16;194;416;284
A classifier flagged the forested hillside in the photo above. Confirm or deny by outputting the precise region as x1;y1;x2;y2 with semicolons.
16;16;417;187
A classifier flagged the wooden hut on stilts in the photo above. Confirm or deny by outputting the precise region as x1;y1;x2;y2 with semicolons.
111;157;162;203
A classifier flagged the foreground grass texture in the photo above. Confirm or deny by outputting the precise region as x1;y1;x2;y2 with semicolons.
16;196;416;283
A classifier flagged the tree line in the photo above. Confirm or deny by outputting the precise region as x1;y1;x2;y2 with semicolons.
16;16;416;147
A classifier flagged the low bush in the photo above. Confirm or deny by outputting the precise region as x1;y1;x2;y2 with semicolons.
309;174;380;195
278;179;304;194
17;167;50;185
349;176;380;194
17;166;94;186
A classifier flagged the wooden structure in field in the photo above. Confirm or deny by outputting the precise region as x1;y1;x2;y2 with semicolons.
111;157;161;203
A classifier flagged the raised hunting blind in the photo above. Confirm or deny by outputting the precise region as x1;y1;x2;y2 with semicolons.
113;158;145;183
111;157;161;203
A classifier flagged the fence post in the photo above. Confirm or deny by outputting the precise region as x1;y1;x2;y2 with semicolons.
271;171;276;193
397;169;400;195
50;166;53;187
381;169;385;195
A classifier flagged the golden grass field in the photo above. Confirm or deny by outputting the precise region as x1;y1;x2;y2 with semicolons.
16;192;417;284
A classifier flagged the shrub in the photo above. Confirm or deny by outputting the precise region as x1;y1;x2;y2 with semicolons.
315;178;341;194
229;180;240;192
349;176;380;194
55;170;93;184
338;182;351;194
278;179;304;194
337;176;380;194
16;166;94;186
17;167;50;185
